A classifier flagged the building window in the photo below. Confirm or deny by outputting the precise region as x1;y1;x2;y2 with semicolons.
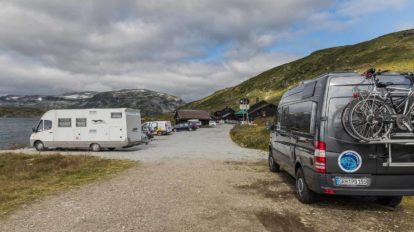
76;118;87;127
111;112;122;118
58;118;71;127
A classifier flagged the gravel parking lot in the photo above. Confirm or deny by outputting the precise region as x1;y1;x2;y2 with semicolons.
4;124;264;161
1;124;414;232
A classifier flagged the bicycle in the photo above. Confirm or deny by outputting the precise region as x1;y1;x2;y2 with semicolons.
344;68;414;141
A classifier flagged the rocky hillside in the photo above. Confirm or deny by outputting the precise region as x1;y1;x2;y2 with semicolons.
186;29;414;111
0;89;185;116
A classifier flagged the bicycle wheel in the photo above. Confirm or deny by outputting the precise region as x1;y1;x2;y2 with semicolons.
348;98;394;141
341;101;361;140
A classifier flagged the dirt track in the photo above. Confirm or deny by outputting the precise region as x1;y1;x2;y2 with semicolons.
1;125;413;232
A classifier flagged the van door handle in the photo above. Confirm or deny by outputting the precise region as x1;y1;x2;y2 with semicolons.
49;132;53;134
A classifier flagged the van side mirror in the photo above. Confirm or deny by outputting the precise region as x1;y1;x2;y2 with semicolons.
32;127;37;133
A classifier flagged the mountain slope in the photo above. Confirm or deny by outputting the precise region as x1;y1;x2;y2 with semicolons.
186;29;414;111
0;89;185;116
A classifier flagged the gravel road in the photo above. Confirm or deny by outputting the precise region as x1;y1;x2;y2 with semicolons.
1;125;414;232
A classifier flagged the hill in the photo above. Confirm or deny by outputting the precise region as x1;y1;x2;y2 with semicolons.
186;29;414;111
0;89;185;117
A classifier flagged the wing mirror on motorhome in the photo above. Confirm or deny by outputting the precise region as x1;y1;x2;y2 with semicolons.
32;127;37;133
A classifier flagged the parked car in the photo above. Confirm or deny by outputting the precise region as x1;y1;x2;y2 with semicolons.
143;121;173;135
268;72;414;207
30;108;144;152
188;119;202;128
173;122;197;132
209;121;217;127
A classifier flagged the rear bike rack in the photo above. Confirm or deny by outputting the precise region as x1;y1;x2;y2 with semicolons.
360;134;414;167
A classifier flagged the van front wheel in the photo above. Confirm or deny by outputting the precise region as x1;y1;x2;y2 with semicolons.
90;143;101;152
268;150;280;173
34;141;45;151
295;168;317;204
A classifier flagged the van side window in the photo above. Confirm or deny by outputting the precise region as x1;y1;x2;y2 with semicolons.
76;118;87;127
44;120;52;130
288;102;316;134
58;118;72;127
111;112;122;118
279;106;289;131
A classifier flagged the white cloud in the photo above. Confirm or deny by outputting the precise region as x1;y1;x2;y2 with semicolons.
0;0;332;101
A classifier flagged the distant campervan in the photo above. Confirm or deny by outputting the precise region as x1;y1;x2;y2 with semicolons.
30;108;145;151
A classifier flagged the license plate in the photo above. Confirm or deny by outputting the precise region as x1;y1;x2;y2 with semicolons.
334;177;370;187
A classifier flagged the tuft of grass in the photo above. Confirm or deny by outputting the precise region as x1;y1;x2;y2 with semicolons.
403;197;414;208
0;153;136;217
230;118;272;151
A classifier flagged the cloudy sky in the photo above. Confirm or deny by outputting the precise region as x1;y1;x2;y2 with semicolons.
0;0;413;101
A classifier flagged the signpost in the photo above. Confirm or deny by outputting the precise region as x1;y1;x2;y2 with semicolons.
239;98;250;124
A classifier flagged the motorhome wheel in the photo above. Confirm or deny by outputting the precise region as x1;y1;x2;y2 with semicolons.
90;143;101;152
35;141;45;151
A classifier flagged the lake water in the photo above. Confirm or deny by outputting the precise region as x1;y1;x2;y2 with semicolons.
0;118;39;149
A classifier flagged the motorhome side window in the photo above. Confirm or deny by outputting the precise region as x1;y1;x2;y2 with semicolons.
58;118;72;127
44;120;52;130
76;118;87;127
111;112;122;118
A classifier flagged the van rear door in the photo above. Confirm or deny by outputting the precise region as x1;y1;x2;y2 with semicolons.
325;80;378;174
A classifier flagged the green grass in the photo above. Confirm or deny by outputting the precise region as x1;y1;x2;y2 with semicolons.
142;112;175;124
0;153;136;217
186;29;414;111
0;106;45;118
230;118;273;151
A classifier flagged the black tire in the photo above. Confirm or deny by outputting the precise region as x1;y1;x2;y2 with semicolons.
90;143;101;152
268;150;280;173
295;168;317;204
348;97;394;141
377;196;403;208
108;148;115;151
34;141;45;151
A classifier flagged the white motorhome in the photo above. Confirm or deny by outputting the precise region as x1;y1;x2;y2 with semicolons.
143;121;172;135
30;108;144;151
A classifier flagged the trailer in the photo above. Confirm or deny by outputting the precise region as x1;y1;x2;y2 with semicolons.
30;108;145;151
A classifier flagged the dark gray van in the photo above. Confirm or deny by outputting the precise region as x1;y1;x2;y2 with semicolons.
269;72;414;206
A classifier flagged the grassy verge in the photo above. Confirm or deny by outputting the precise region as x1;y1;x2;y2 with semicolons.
230;118;273;151
0;153;136;217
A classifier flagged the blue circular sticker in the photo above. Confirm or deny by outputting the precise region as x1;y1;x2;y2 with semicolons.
338;151;362;173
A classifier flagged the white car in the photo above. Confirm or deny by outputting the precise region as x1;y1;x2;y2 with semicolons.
209;121;217;127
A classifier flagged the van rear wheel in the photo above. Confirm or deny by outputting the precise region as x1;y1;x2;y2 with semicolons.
295;168;317;204
34;141;45;151
377;196;403;208
90;143;101;152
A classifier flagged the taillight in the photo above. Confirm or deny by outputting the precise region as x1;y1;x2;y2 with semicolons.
314;141;326;173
